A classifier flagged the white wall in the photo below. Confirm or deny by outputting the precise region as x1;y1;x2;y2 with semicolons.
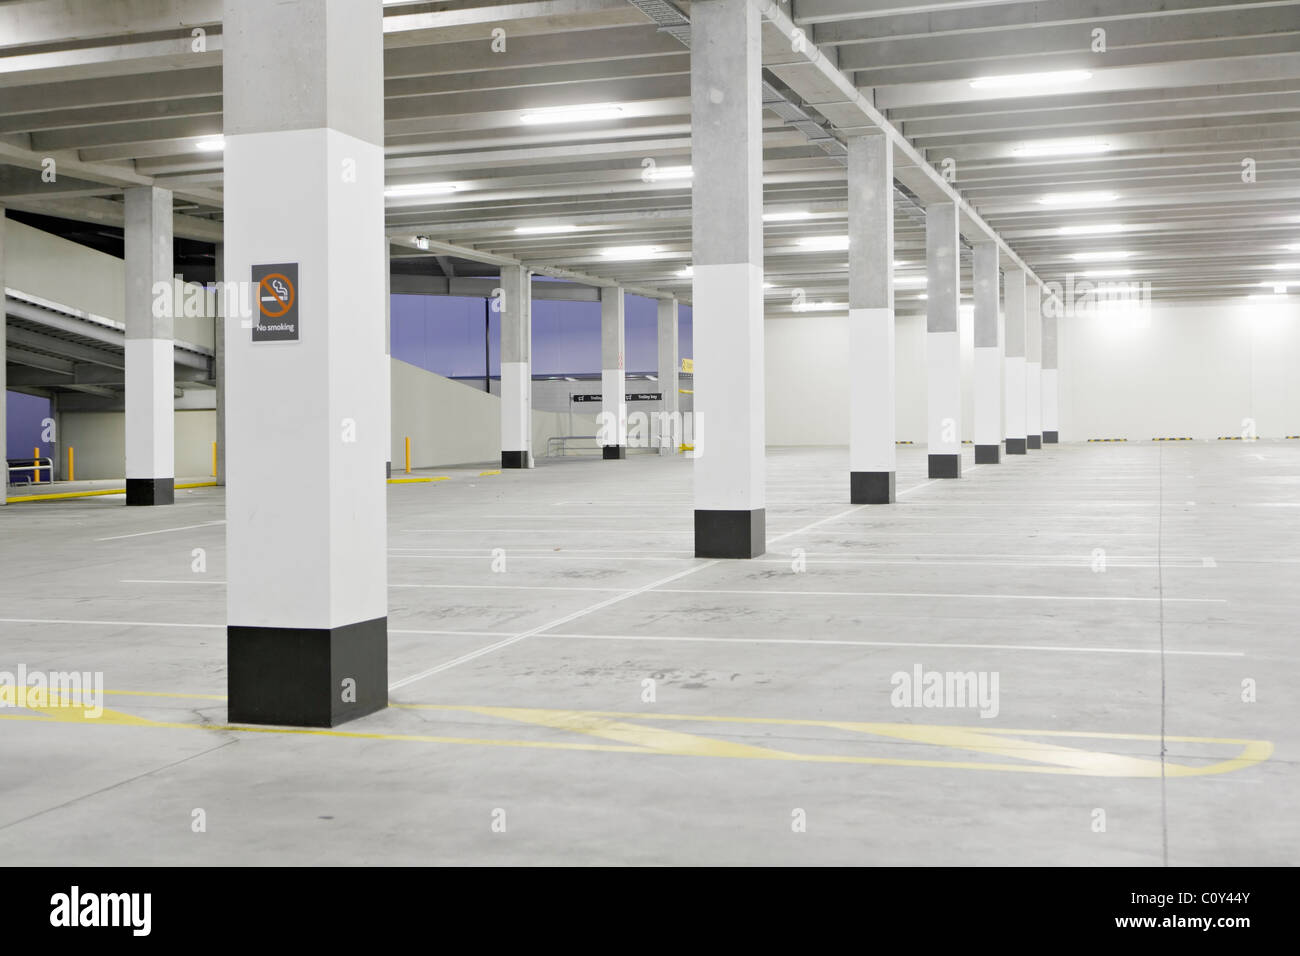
1060;297;1300;440
4;219;125;319
59;409;216;480
763;297;1298;446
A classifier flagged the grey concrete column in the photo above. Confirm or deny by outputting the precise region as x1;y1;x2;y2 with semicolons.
124;185;175;505
0;205;6;506
222;0;387;728
500;264;532;468
1003;267;1028;454
1026;279;1043;449
599;285;626;459
384;240;392;478
214;242;225;486
972;240;1002;464
848;131;895;502
1042;301;1060;443
691;0;766;558
925;201;962;479
656;296;679;455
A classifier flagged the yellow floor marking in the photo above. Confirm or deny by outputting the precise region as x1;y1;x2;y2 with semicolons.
478;470;501;477
387;477;438;484
7;480;216;503
0;693;1271;778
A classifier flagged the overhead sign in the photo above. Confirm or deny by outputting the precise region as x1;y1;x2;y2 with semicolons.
252;263;299;342
572;393;662;403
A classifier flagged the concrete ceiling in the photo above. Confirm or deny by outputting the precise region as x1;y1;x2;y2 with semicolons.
0;0;1297;313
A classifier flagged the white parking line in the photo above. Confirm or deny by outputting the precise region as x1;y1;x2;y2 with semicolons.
96;520;225;542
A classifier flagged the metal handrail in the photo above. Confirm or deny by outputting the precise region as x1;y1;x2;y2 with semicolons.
6;457;53;486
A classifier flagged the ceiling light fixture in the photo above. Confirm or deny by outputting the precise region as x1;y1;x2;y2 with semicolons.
645;165;693;182
1070;250;1133;261
764;210;813;221
514;224;577;235
194;137;225;151
1013;141;1112;158
1038;191;1118;206
602;245;661;260
1059;223;1125;236
796;235;850;251
385;182;460;197
970;70;1092;91
519;103;624;125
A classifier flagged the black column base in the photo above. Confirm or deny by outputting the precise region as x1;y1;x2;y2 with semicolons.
126;477;174;506
502;450;531;468
602;445;626;460
1027;434;1042;449
386;461;391;479
1005;438;1027;455
975;444;1002;464
695;509;765;559
1043;430;1059;444
227;616;388;727
928;454;962;479
850;471;895;503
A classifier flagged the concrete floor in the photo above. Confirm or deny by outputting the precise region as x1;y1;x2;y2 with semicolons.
0;442;1294;865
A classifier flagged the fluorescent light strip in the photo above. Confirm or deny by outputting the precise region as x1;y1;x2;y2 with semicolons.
1059;223;1125;236
385;182;459;197
515;225;577;235
1014;141;1112;158
1038;191;1118;206
646;165;693;182
764;210;813;221
1070;250;1133;262
519;103;624;125
602;245;661;260
970;70;1092;91
194;137;224;151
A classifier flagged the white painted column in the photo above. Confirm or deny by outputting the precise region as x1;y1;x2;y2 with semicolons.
500;263;532;468
1003;267;1028;455
1026;279;1043;449
972;240;1002;464
691;0;765;558
384;240;392;478
925;201;962;479
656;296;679;455
214;242;226;486
1042;301;1060;443
848;132;895;502
599;285;626;459
124;185;175;505
0;204;6;505
222;0;387;727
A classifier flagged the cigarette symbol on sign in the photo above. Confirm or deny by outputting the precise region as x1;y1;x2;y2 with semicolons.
259;273;295;318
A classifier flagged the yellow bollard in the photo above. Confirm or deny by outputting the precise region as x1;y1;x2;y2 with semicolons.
211;441;217;477
68;447;75;483
33;446;40;484
405;436;411;474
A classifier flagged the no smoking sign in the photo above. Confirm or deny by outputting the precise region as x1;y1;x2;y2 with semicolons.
251;262;299;342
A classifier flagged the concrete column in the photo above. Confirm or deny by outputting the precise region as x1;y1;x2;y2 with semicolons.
1026;279;1043;449
972;240;1001;464
1003;267;1028;454
0;204;6;505
847;132;895;502
384;241;392;478
214;242;225;486
656;296;679;455
222;0;387;727
925;201;962;479
124;185;175;505
691;0;766;558
1042;300;1059;443
500;264;532;468
599;285;626;458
